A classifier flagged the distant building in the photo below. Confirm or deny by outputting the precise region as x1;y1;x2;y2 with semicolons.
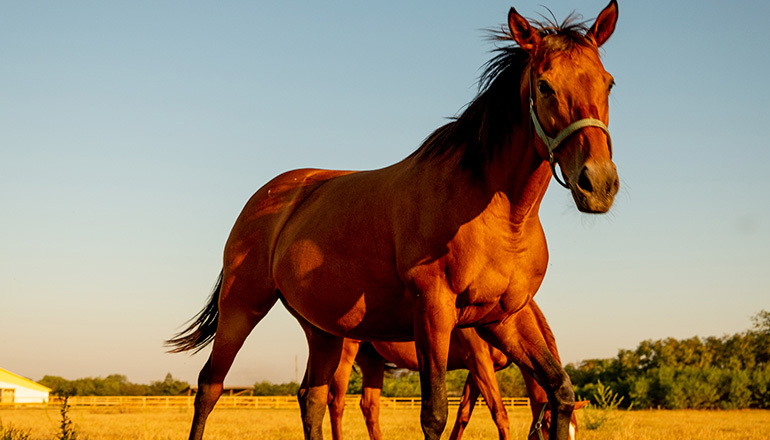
0;367;51;404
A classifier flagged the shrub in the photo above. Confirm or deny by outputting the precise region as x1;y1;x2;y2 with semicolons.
0;421;32;440
581;380;626;431
58;396;78;440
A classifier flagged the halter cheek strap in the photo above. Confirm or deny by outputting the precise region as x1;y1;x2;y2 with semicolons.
528;80;613;189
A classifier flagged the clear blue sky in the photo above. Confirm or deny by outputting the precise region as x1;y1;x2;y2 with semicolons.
2;1;768;387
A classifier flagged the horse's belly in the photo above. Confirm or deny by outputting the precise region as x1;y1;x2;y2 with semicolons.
280;280;415;340
273;239;414;340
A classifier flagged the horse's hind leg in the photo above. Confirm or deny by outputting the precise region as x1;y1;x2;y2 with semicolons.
451;329;509;440
189;274;278;440
328;339;362;440
356;343;385;440
463;356;509;439
448;375;480;440
296;322;344;440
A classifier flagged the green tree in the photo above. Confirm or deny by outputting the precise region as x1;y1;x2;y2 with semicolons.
445;370;469;396
382;370;421;397
346;367;363;394
148;373;189;395
750;365;770;408
751;310;770;365
495;365;527;397
39;376;75;397
253;380;298;396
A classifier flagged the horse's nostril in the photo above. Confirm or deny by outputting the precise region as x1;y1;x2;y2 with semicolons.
610;176;620;194
578;167;593;193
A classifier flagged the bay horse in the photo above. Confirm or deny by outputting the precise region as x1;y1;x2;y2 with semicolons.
168;2;619;439
320;301;586;440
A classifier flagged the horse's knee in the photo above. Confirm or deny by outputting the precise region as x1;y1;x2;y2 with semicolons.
421;404;448;440
550;375;576;439
553;375;575;413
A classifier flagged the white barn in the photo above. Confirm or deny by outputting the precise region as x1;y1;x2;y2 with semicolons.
0;367;51;404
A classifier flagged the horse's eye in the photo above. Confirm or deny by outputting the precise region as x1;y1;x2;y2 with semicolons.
608;79;616;93
538;81;554;96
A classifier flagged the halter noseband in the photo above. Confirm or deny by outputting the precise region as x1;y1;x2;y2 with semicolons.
528;70;613;189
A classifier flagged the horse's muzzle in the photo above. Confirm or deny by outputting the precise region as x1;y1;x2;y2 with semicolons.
570;160;619;213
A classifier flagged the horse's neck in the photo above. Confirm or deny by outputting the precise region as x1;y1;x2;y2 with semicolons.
479;131;551;225
395;113;550;239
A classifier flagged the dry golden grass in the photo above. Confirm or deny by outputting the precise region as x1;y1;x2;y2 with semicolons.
2;406;769;439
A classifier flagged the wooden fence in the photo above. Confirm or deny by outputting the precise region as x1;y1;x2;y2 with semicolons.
44;395;530;410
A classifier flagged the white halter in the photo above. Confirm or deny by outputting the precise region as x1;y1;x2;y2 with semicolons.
528;75;613;189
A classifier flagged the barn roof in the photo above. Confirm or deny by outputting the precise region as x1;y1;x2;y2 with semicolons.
0;367;52;393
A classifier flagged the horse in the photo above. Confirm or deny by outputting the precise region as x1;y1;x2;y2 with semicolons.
326;333;512;440
320;301;587;440
167;2;619;439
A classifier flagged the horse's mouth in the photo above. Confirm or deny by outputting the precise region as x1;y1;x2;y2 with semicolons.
569;162;619;214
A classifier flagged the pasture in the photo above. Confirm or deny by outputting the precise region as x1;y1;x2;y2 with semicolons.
2;406;769;439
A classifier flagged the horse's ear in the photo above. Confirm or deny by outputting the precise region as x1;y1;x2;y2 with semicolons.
508;7;540;51
588;0;618;47
574;400;590;410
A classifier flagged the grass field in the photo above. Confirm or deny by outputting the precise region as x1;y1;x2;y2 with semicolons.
2;406;769;439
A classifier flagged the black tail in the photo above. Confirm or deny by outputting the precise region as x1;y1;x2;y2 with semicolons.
165;271;223;354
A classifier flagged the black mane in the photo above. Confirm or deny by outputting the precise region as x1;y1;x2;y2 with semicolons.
409;13;595;174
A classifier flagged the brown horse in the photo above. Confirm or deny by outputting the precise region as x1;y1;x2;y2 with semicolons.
168;2;619;439
325;331;512;440
320;301;585;440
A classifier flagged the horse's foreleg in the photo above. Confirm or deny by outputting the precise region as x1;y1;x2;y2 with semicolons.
476;312;574;440
357;343;385;440
448;375;480;440
298;326;344;440
412;288;456;440
328;339;361;440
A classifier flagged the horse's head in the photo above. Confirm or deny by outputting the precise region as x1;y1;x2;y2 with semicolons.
530;400;589;440
510;1;619;213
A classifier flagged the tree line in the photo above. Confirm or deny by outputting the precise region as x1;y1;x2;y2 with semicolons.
40;373;189;397
567;310;770;409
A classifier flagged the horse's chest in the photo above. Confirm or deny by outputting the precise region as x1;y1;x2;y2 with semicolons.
450;225;548;316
